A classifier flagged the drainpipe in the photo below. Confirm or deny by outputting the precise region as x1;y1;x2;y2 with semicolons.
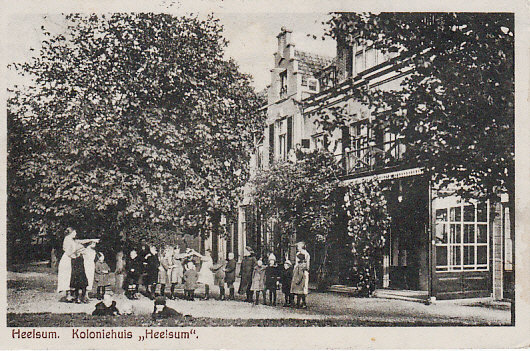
427;179;436;305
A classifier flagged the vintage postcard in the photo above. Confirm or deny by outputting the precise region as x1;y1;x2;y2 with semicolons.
1;0;529;349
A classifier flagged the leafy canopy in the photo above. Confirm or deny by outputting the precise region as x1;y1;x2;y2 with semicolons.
8;13;263;246
323;13;514;199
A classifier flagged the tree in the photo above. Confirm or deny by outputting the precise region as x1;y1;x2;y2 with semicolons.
7;13;263;261
341;180;390;296
250;150;342;260
323;12;514;204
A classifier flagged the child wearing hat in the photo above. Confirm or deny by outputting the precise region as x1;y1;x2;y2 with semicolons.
280;259;294;306
264;253;280;306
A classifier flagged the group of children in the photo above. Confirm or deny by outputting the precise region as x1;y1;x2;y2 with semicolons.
84;240;311;317
247;250;309;309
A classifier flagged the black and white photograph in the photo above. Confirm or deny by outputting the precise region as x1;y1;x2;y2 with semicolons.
3;0;529;348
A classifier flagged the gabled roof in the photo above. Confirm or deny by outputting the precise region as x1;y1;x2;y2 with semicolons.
294;50;334;77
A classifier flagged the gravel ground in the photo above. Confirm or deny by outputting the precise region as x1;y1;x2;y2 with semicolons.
7;264;511;327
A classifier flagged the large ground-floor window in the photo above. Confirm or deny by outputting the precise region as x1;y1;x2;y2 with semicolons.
435;200;489;272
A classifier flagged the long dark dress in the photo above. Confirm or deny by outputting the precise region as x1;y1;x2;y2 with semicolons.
70;255;88;289
238;255;256;294
144;254;159;285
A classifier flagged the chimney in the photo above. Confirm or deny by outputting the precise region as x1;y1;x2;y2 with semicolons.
277;26;293;51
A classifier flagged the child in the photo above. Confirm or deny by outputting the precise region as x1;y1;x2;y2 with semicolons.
157;247;172;298
224;252;237;300
196;249;214;300
152;296;183;320
124;250;141;300
94;252;111;300
92;292;120;316
280;260;294;306
144;246;159;300
169;246;185;300
250;258;266;305
183;261;198;301
211;258;226;300
264;254;280;306
291;253;309;308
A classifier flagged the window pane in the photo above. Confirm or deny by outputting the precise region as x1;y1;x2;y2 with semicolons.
477;202;487;222
463;224;475;243
450;224;461;244
464;204;475;222
477;224;488;243
464;245;475;265
436;223;448;244
477;245;488;265
451;245;461;267
436;246;448;266
450;206;461;221
436;208;447;222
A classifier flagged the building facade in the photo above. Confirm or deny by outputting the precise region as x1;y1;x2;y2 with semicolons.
237;27;513;300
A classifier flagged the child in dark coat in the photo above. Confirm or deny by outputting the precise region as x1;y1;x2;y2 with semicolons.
264;254;280;306
144;246;159;300
124;250;142;299
281;260;294;306
92;292;120;316
224;253;237;300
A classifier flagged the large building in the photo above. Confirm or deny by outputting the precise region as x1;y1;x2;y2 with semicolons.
236;27;513;301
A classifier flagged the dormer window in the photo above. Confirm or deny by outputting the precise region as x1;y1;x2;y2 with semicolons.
307;78;318;93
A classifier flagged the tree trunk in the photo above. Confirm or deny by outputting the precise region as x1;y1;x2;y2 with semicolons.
115;251;125;294
211;210;221;263
50;248;58;270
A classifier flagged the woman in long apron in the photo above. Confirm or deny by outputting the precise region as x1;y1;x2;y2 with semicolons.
57;228;83;301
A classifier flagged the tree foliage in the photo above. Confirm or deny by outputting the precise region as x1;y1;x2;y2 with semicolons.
8;13;263;251
323;13;514;200
250;150;342;252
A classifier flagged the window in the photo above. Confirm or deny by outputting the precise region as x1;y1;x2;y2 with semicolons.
355;50;364;74
279;71;288;98
435;201;489;272
308;78;318;92
312;133;327;151
276;118;288;161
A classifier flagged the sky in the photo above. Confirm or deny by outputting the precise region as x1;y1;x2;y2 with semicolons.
4;12;336;92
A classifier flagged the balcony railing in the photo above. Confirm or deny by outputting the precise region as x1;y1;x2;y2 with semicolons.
343;137;406;175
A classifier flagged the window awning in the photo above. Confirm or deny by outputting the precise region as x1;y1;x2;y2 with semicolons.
341;167;424;185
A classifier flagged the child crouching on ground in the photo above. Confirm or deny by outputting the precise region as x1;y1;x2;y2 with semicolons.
152;296;182;320
92;292;120;316
291;253;309;308
183;261;198;301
